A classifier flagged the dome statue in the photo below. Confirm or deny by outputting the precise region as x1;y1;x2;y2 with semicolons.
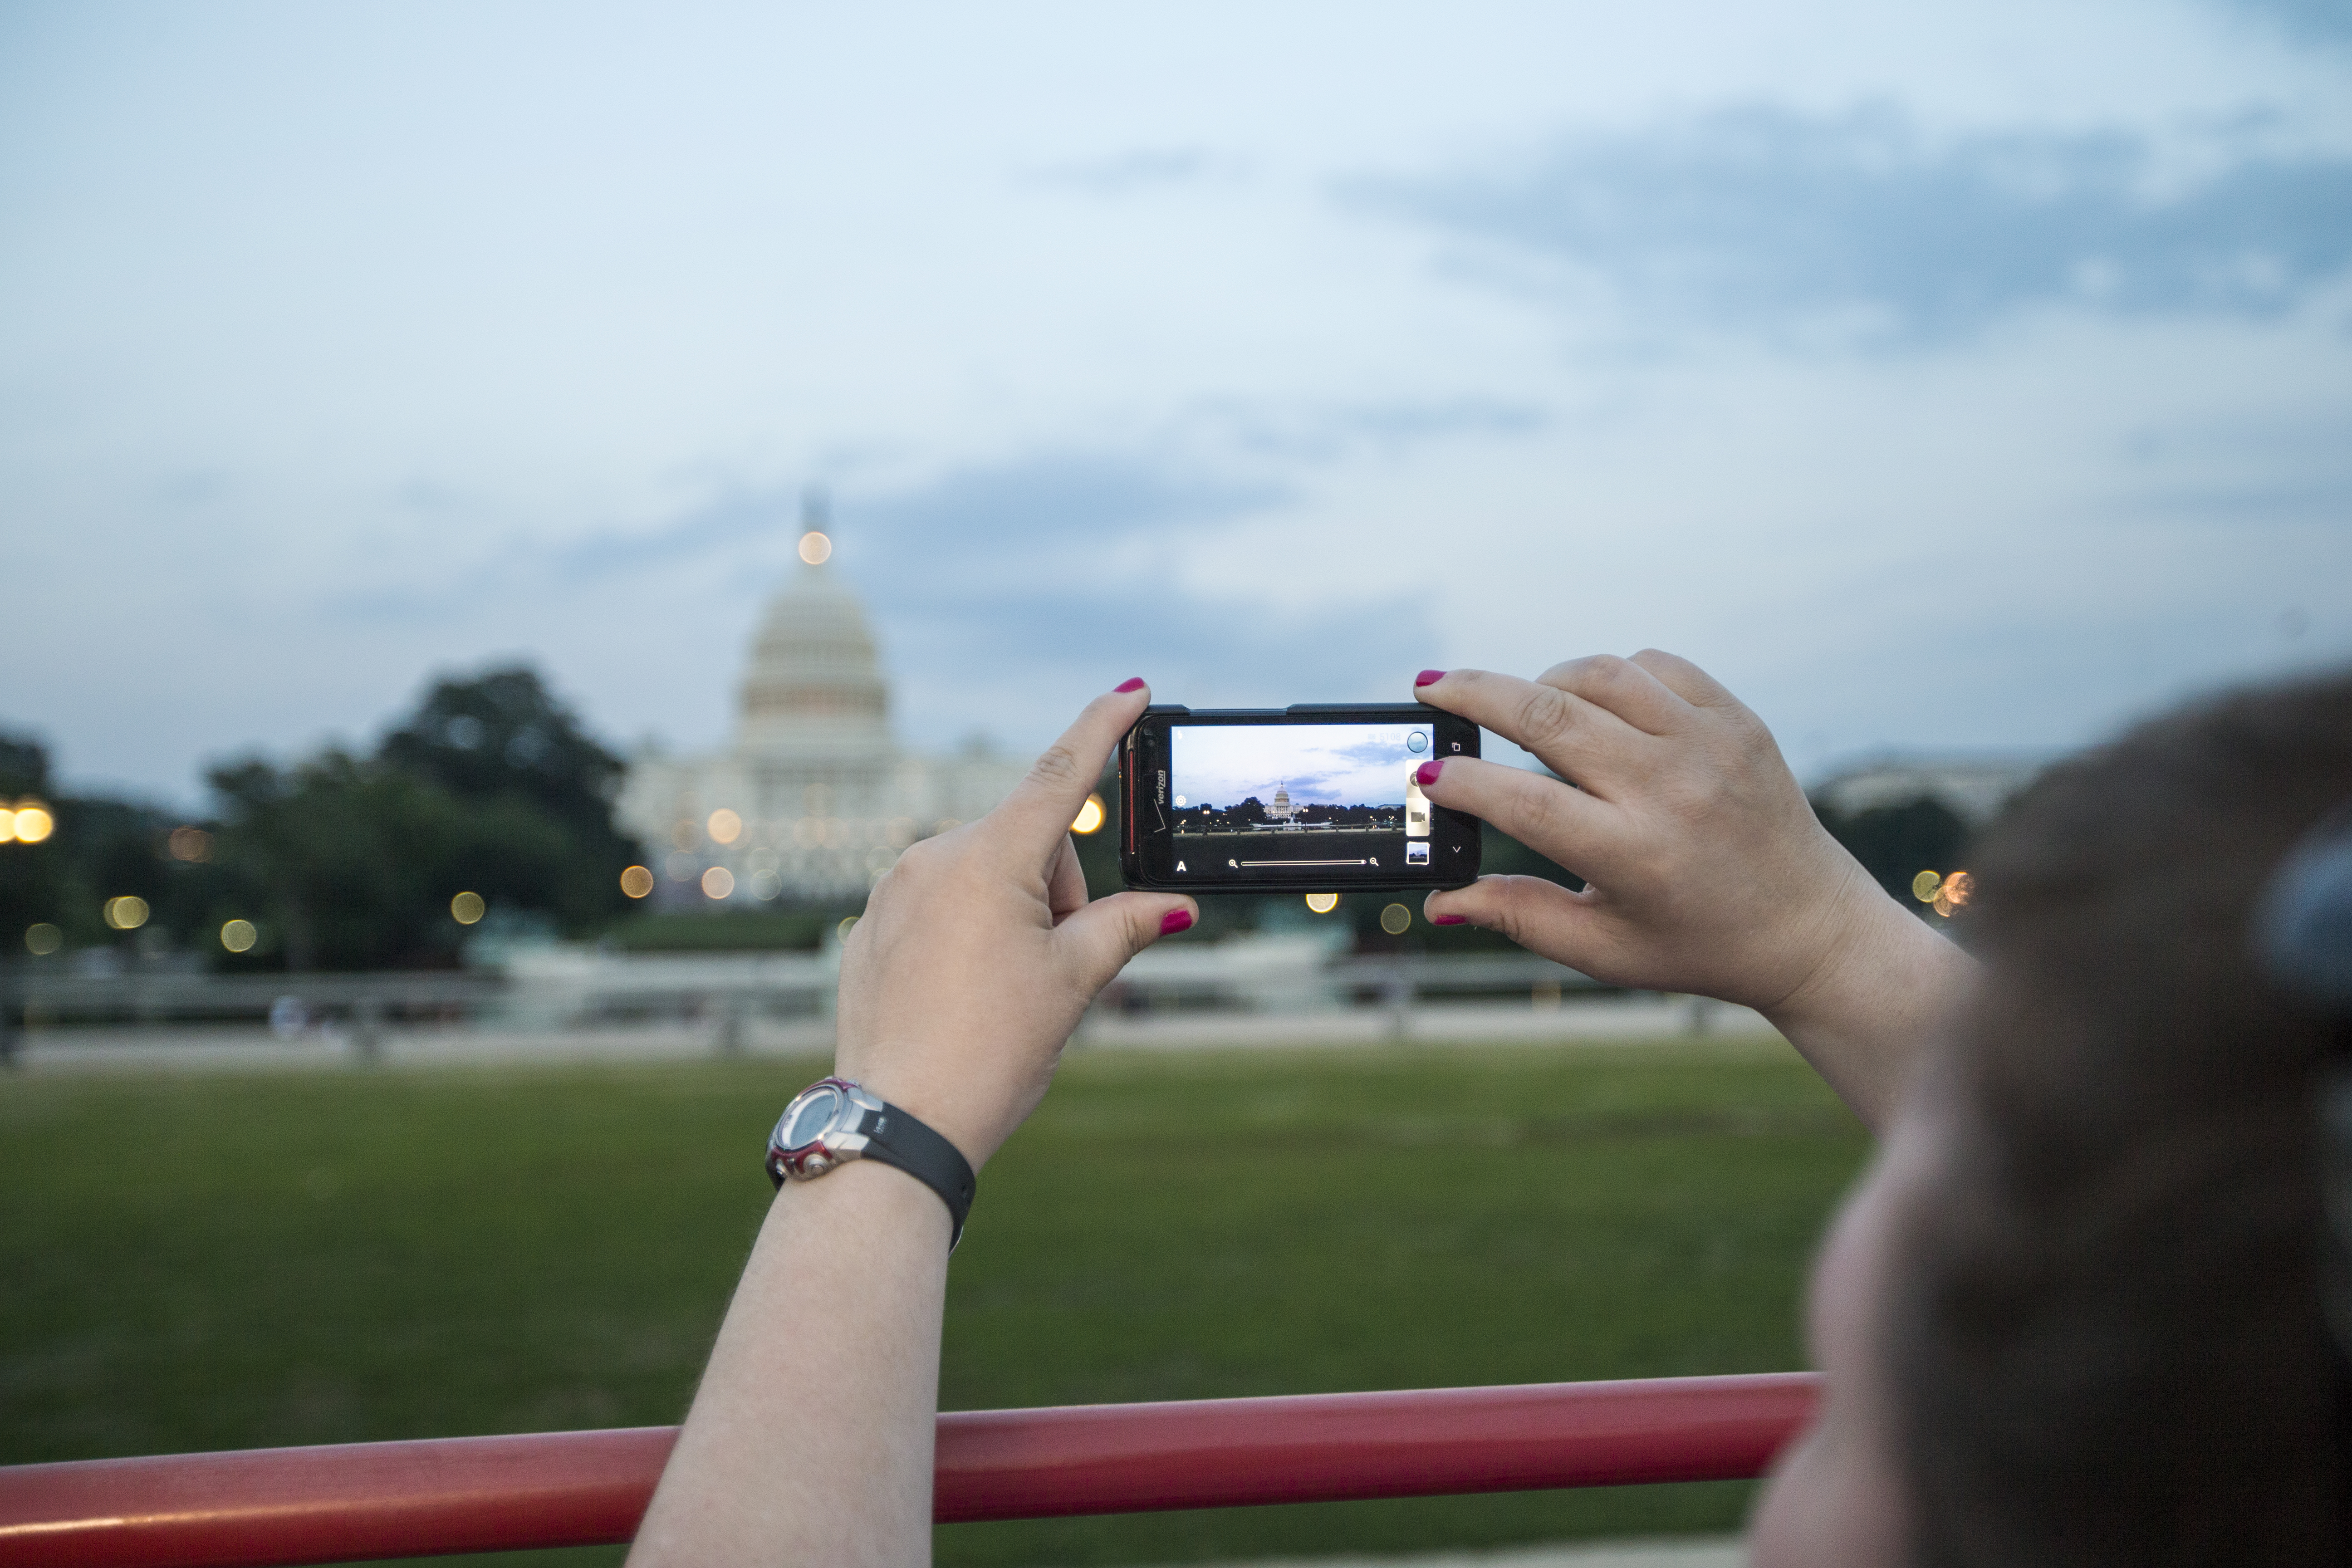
614;498;1029;909
736;539;892;764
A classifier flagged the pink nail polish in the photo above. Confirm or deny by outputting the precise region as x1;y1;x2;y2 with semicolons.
1160;907;1194;936
1432;913;1467;926
1414;669;1446;687
1414;759;1443;787
1115;677;1147;693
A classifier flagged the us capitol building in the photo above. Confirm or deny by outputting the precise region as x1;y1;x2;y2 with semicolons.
615;528;1027;908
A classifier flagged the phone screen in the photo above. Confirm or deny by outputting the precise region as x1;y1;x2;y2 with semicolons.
1166;720;1441;877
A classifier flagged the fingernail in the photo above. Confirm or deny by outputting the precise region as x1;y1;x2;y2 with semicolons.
1115;677;1147;693
1415;759;1444;787
1160;907;1194;936
1414;669;1446;687
1432;913;1467;926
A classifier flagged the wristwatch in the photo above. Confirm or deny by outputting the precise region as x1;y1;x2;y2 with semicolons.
766;1076;977;1250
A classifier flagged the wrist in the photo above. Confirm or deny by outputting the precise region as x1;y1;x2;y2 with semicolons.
1760;872;1975;1130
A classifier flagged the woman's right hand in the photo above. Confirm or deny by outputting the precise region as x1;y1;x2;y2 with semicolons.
1413;654;1972;1128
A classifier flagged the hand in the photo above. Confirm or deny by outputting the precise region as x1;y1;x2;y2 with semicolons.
832;680;1196;1170
1414;655;1964;1125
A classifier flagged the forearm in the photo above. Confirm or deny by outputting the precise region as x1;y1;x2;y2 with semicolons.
1762;876;1979;1134
627;1161;951;1568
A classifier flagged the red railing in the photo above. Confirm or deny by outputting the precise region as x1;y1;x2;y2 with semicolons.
0;1373;1818;1568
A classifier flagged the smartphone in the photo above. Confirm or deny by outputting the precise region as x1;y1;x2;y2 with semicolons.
1119;704;1482;892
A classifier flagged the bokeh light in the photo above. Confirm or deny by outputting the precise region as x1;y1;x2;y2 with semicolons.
103;895;150;931
168;826;213;862
450;891;486;925
701;866;735;899
798;530;833;565
1071;794;1105;835
12;802;54;844
220;918;258;953
1304;892;1341;914
1911;869;1943;903
0;809;14;843
1380;903;1412;936
24;922;62;956
706;808;743;844
836;915;859;942
619;864;655;899
1932;869;1974;919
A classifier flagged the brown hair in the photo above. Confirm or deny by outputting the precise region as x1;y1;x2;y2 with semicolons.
1892;670;2352;1565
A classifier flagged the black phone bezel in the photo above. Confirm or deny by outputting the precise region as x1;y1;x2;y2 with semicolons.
1118;703;1483;893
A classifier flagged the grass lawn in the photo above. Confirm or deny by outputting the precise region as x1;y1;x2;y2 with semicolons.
0;1039;1869;1566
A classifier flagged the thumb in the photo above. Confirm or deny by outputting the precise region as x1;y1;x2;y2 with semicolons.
1053;890;1199;996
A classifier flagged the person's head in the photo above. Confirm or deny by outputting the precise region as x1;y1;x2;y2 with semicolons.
1754;669;2352;1566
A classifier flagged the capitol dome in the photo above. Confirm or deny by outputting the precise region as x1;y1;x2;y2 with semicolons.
616;510;1026;909
736;549;893;762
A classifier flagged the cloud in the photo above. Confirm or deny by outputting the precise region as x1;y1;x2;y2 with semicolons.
1352;105;2352;344
831;452;1440;746
1028;147;1241;196
2209;0;2352;45
853;451;1280;569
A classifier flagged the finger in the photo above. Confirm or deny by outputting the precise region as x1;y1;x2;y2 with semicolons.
1046;833;1090;924
1627;649;1739;711
992;679;1151;862
1413;667;1651;795
1424;875;1615;972
1053;889;1198;996
1412;755;1629;882
1533;653;1692;737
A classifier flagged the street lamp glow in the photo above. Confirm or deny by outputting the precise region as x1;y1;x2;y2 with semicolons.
1071;794;1105;834
220;919;258;953
701;866;736;899
12;803;54;844
24;922;62;956
619;865;655;898
707;808;744;845
798;531;833;565
104;895;150;931
450;891;486;925
1379;902;1412;935
1304;892;1340;914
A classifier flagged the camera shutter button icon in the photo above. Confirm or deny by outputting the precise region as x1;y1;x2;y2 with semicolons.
1407;731;1428;753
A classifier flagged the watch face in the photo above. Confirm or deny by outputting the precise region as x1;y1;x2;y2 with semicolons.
781;1084;843;1149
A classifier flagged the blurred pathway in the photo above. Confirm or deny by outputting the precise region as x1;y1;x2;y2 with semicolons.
9;995;1779;1073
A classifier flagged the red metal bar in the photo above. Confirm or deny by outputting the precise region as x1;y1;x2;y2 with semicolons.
0;1373;1817;1568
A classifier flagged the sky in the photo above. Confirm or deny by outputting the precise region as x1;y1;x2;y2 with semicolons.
1172;723;1428;811
2;0;2348;807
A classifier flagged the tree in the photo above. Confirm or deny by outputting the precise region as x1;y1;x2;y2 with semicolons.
0;730;67;948
209;749;576;970
380;667;625;845
378;666;642;930
1812;795;1970;903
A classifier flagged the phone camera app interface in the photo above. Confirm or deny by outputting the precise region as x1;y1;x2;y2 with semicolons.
1169;722;1445;878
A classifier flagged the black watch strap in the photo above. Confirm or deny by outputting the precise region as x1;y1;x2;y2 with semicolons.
860;1102;977;1251
767;1079;978;1251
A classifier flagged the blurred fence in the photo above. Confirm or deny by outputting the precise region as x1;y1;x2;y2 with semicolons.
0;938;1739;1065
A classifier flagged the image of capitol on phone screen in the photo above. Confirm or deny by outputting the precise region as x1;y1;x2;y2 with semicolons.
1167;722;1438;876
